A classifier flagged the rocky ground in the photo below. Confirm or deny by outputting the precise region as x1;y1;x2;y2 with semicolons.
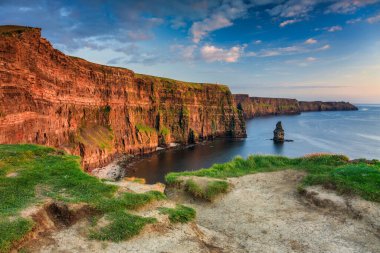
26;170;379;253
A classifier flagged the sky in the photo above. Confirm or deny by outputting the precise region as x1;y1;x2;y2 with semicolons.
1;0;380;103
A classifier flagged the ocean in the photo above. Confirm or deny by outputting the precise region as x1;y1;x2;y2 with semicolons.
128;105;380;183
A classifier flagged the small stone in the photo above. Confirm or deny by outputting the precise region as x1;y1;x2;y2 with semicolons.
273;121;284;143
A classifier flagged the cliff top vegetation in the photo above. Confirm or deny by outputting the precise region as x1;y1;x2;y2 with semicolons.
0;144;167;252
166;154;380;203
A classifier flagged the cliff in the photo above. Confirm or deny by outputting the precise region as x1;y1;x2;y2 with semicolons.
233;94;357;119
299;101;358;112
0;26;246;169
234;94;300;118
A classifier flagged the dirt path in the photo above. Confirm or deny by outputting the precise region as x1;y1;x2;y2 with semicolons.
33;170;379;253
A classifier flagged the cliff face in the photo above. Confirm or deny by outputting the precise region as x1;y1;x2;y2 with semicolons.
234;94;300;118
233;94;357;119
0;26;246;169
299;101;358;112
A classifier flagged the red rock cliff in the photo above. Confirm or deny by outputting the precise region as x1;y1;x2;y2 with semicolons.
234;94;300;118
0;26;246;169
234;94;357;119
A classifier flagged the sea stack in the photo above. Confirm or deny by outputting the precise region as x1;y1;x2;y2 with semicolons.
273;121;284;143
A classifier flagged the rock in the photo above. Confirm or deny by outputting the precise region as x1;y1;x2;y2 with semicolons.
233;94;357;120
273;121;284;143
0;26;246;170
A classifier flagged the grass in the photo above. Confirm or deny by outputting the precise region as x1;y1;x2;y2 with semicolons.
135;124;156;134
0;25;32;35
166;154;380;202
184;179;229;201
76;125;114;151
134;73;230;93
0;218;34;252
159;205;196;223
159;126;170;136
89;211;156;242
0;144;166;251
204;181;229;200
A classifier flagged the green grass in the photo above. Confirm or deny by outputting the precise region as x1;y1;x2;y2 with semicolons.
135;124;156;134
184;179;229;201
0;218;34;253
204;181;229;200
159;126;170;136
0;25;32;35
0;144;166;250
166;154;380;202
159;205;196;223
89;211;156;241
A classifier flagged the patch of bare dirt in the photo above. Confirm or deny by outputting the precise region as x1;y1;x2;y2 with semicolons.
29;170;380;253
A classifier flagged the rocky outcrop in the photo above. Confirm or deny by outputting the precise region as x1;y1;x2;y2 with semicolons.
233;94;357;119
0;26;246;169
299;101;358;112
273;121;284;143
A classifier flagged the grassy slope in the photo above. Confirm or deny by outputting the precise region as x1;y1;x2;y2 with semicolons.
158;205;196;223
166;154;380;202
0;144;165;252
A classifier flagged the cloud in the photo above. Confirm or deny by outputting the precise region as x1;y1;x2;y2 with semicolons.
190;0;248;43
306;57;317;62
268;0;318;18
318;44;331;50
268;0;379;21
327;25;343;32
346;18;362;24
170;44;197;61
326;0;380;14
279;19;300;27
305;38;317;44
258;45;306;57
200;44;245;62
254;40;262;45
367;13;380;24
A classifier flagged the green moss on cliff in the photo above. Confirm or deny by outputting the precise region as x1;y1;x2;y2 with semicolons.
0;25;33;35
134;73;230;93
135;124;156;134
76;125;114;151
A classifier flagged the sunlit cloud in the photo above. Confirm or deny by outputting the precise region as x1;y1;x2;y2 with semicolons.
305;38;317;44
201;44;245;63
279;19;300;27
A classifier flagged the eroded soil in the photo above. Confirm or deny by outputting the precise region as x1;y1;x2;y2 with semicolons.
28;170;380;253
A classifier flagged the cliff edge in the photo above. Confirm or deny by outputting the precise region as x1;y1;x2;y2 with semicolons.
234;94;358;119
0;26;246;169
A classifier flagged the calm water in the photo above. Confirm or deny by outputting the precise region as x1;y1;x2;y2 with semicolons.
128;105;380;183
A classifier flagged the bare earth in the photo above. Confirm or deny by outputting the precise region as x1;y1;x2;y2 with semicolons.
32;170;380;253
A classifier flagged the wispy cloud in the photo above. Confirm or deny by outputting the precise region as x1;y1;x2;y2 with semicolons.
367;13;380;23
327;25;343;32
305;38;317;44
279;19;300;27
200;44;245;63
190;0;248;43
326;0;380;14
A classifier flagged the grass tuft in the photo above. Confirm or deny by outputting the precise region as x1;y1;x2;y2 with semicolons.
89;211;156;241
184;179;229;201
159;205;196;223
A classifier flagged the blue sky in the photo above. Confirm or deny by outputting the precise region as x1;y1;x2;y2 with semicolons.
1;0;380;103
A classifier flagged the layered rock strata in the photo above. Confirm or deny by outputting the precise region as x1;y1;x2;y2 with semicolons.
233;94;357;119
0;26;246;169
